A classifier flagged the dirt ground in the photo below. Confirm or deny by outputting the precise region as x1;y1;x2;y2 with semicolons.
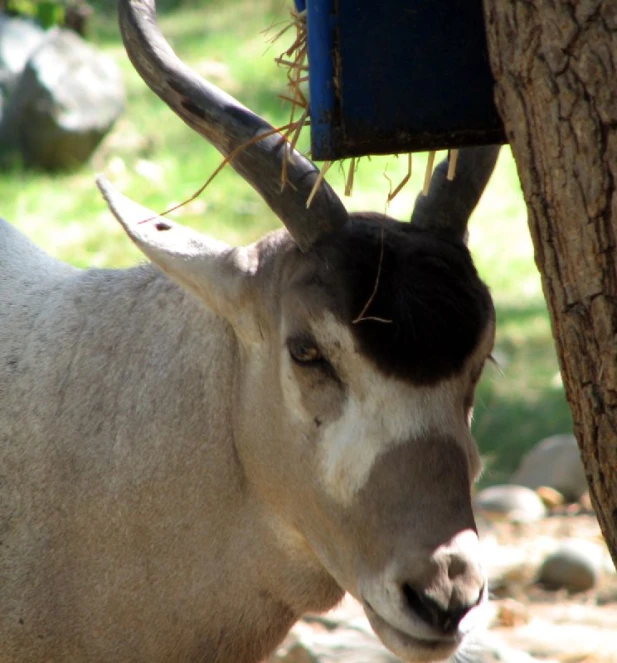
484;512;617;663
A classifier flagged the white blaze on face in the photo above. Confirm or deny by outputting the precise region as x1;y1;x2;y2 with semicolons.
315;316;472;506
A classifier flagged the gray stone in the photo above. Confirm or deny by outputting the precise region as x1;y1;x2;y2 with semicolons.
0;14;46;96
474;484;546;523
512;433;587;501
538;540;604;592
0;27;124;170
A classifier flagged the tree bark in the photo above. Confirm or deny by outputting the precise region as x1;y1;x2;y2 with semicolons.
483;0;617;567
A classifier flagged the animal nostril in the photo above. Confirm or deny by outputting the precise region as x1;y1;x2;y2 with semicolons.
402;583;479;634
447;555;467;579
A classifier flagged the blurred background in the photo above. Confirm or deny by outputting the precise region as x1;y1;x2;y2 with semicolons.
0;0;572;487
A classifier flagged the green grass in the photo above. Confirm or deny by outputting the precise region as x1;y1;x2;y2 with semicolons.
0;0;572;484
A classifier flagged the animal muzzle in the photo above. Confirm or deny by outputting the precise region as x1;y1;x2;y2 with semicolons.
360;529;487;662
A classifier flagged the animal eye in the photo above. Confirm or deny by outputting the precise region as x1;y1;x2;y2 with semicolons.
288;338;323;365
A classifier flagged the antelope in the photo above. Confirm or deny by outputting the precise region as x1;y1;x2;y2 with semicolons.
0;1;499;661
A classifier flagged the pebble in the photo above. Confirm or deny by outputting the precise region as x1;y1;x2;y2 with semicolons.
538;540;604;592
535;485;565;509
475;484;547;523
491;598;530;628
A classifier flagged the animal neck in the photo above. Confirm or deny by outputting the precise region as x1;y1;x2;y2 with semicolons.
3;259;344;662
192;500;343;662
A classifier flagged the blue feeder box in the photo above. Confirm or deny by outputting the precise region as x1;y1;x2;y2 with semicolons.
296;0;506;161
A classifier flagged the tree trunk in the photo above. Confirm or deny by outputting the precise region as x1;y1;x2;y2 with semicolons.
483;0;617;567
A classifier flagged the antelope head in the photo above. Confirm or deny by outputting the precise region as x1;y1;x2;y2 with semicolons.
98;2;499;660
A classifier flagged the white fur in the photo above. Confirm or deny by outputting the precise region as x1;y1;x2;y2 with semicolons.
315;318;471;506
0;220;491;663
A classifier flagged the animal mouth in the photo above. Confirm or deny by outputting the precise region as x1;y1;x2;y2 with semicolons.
362;600;462;662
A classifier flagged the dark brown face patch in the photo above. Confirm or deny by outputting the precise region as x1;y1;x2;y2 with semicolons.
308;213;493;385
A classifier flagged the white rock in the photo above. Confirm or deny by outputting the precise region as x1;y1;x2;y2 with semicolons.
0;14;45;95
475;484;547;523
512;434;587;501
0;27;124;169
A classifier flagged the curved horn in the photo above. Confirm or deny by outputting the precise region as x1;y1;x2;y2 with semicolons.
411;146;501;241
118;0;348;252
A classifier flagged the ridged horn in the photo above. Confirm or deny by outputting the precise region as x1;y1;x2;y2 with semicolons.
118;0;348;252
411;146;501;241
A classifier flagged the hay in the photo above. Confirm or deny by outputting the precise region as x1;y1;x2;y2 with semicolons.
352;227;392;325
447;148;459;180
422;151;436;196
344;157;358;197
386;153;413;203
272;10;458;207
133;12;462;225
136;122;295;225
273;8;310;192
306;160;332;209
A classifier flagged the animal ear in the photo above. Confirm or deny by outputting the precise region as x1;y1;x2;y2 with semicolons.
97;176;259;331
410;146;501;242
